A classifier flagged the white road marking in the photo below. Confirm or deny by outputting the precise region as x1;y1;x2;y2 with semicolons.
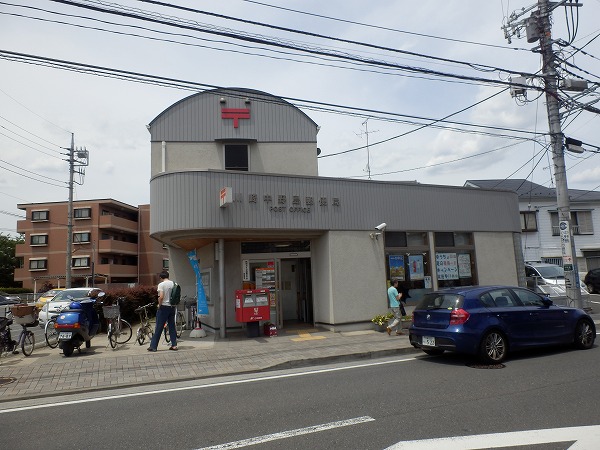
0;356;418;414
196;416;375;449
385;425;600;449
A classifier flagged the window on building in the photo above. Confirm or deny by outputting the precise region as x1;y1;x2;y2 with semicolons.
29;259;47;270
72;257;90;268
163;259;169;269
31;210;49;221
224;144;249;171
30;234;48;246
434;232;455;247
550;211;594;235
73;232;91;244
384;232;407;247
520;211;538;232
74;207;91;219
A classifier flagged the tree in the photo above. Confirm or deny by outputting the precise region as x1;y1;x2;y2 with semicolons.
0;233;24;287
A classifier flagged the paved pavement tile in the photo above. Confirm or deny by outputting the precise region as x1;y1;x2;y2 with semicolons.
1;314;598;403
0;325;416;402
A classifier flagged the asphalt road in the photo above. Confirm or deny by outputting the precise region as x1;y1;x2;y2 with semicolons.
2;343;600;449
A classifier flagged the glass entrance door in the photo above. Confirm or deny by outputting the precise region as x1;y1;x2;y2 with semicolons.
242;253;312;329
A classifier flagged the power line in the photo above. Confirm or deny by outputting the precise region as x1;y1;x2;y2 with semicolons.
135;0;522;73
0;10;492;85
0;50;550;152
241;0;532;51
0;86;72;134
45;0;542;85
0;159;66;187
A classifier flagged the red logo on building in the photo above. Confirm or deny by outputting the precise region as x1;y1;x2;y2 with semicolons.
221;108;250;128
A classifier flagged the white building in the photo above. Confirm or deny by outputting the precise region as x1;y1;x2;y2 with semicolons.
148;88;523;335
465;179;600;273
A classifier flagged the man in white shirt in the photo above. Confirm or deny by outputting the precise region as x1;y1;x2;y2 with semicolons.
148;271;178;351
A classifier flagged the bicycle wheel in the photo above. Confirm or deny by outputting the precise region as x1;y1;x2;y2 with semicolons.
136;327;146;345
115;319;132;344
108;322;117;349
22;331;35;356
176;312;184;338
164;324;171;344
45;319;59;349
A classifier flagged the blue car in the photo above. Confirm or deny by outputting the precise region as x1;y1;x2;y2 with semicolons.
409;285;596;363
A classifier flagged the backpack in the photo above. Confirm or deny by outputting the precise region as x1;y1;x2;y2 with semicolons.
170;282;181;305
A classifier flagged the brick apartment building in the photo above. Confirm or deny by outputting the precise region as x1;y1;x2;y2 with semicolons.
14;199;168;292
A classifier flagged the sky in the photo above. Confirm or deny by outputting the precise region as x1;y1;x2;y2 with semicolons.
1;0;600;237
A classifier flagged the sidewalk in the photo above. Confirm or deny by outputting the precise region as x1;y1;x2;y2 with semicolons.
2;314;599;404
0;325;417;403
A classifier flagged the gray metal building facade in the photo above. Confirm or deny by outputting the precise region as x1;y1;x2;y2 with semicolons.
148;88;523;335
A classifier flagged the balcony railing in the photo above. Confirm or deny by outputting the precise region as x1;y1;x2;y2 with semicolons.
551;225;580;236
94;263;138;277
98;239;138;255
99;214;138;233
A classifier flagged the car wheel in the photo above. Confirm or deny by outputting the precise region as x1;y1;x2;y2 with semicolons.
422;349;444;356
479;330;507;364
574;319;595;349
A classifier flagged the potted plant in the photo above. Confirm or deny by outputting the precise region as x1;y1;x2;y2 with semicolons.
371;312;395;331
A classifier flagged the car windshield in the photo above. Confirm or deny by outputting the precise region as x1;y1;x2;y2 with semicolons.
536;266;565;279
53;290;93;301
415;293;464;310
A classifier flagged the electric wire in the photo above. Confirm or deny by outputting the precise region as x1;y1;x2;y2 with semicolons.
44;0;542;85
135;0;521;73
0;10;492;86
242;0;532;51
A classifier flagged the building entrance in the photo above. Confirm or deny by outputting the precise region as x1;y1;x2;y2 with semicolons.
242;250;312;329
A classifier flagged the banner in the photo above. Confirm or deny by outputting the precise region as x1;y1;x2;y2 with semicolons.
187;250;209;316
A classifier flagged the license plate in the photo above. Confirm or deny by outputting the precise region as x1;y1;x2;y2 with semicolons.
58;332;72;340
422;336;435;346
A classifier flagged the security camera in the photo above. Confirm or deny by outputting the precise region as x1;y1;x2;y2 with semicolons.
374;223;387;231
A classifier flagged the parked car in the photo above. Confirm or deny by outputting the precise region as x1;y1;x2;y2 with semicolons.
35;288;65;310
525;262;565;285
0;291;21;304
409;285;596;364
584;268;600;294
38;288;104;326
0;292;21;320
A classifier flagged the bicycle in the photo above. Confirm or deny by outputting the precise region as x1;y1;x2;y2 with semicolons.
102;297;132;349
134;302;155;345
0;305;37;358
163;298;185;344
184;297;197;330
44;304;69;349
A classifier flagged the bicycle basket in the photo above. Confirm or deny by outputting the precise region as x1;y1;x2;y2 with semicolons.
102;305;120;319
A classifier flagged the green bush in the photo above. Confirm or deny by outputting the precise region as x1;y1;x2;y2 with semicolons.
97;285;157;326
0;287;33;295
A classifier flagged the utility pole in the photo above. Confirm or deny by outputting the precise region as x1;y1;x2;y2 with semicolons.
64;134;89;289
65;134;74;289
504;0;583;308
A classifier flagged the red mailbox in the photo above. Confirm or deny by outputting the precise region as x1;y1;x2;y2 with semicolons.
235;289;270;322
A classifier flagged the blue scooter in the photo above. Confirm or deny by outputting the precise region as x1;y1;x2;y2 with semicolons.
55;293;103;357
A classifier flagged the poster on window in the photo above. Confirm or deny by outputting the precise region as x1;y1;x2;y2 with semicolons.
408;255;424;280
458;253;472;278
435;252;459;280
389;255;405;281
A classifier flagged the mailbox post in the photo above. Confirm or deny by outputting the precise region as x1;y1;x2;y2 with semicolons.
235;289;270;337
